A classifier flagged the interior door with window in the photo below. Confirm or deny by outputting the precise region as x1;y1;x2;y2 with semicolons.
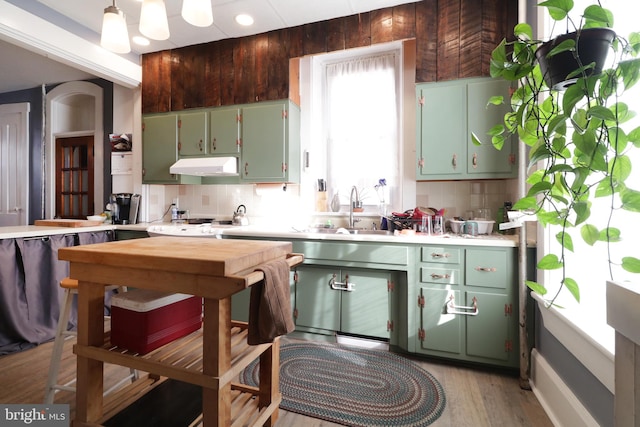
55;136;94;218
0;103;29;226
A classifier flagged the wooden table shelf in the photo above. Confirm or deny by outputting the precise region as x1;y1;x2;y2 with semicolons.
74;322;272;390
59;237;302;427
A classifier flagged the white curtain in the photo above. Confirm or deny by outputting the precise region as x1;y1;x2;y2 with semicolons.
325;53;398;210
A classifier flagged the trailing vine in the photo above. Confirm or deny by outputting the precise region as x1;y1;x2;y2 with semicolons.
473;0;640;304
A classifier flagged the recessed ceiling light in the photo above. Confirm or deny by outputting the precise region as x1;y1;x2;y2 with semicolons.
133;35;150;46
235;14;254;26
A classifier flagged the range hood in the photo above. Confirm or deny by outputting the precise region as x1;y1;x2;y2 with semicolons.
169;157;238;176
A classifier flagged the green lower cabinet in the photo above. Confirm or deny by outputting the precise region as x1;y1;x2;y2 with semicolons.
294;266;341;332
115;230;149;240
416;245;518;368
465;290;512;361
340;270;391;339
419;287;462;354
294;265;391;340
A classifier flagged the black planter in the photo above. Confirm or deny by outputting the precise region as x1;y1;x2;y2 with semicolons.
535;28;615;91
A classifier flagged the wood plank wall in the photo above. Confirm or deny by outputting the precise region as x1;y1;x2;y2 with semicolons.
141;0;517;114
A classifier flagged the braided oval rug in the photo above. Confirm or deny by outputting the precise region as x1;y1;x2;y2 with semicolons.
241;341;446;426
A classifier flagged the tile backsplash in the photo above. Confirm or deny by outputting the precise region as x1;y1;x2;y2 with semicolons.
144;178;518;228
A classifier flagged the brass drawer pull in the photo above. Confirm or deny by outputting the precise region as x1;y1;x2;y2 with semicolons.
431;252;451;259
475;266;497;272
430;273;451;280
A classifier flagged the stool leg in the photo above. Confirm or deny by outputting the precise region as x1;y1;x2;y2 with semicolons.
44;288;75;404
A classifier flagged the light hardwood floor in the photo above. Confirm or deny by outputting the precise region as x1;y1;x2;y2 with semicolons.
0;335;553;426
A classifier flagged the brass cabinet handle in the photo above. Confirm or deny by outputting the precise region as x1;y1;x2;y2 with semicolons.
452;154;457;168
430;273;450;280
198;139;203;151
328;273;355;292
446;295;478;316
475;266;497;272
472;153;478;168
212;137;217;151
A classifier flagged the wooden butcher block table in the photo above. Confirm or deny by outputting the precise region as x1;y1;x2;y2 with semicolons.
58;236;303;427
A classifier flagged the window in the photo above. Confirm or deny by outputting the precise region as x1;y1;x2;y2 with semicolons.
324;52;399;212
540;0;640;353
302;42;403;214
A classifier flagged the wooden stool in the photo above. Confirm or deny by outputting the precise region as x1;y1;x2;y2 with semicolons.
44;278;139;404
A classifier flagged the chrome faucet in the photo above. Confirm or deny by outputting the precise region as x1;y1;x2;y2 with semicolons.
349;186;361;228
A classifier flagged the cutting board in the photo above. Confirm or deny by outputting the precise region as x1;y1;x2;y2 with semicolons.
59;237;293;277
35;219;105;227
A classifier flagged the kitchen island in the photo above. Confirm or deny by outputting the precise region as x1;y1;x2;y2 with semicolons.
58;236;303;427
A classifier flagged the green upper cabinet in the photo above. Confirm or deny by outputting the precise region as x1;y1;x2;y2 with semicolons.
142;113;199;184
241;100;300;183
416;81;466;178
177;110;208;156
416;78;516;180
466;79;516;176
209;106;240;155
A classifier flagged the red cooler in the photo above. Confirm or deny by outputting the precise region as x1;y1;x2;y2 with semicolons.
111;289;202;354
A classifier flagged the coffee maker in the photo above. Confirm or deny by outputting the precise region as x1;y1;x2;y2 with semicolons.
110;193;141;224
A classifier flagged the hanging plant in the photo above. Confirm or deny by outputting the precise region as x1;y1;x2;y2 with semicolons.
473;0;640;305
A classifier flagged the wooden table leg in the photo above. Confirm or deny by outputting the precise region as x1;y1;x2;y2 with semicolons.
75;281;106;425
259;337;280;426
202;297;231;426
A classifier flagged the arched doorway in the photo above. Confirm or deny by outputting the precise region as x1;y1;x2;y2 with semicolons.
45;81;104;218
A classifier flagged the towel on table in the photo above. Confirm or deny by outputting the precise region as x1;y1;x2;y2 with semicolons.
247;259;295;345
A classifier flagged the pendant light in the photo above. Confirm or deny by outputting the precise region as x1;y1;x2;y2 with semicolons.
182;0;213;27
100;0;131;54
139;0;170;40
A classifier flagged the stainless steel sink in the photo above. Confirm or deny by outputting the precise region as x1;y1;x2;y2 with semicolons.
301;227;393;236
347;229;393;235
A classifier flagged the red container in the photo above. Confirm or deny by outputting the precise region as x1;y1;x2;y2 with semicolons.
111;289;202;354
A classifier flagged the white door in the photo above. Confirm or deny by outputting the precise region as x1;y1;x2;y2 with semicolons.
0;103;29;226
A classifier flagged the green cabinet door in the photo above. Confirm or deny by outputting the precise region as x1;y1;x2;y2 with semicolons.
241;101;287;181
416;82;466;178
340;269;390;339
467;79;516;176
294;266;341;332
178;110;208;156
209;107;240;155
142;114;179;183
419;287;462;354
465;290;513;362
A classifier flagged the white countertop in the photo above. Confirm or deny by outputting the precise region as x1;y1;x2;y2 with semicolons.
0;222;524;247
0;224;117;239
220;225;519;247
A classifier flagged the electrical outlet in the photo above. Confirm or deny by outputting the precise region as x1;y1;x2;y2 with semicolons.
172;198;179;208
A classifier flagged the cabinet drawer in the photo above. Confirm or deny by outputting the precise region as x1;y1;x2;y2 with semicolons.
421;247;461;264
296;241;409;266
420;266;461;285
465;249;510;289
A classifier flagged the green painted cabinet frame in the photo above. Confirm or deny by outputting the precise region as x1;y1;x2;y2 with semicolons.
416;77;517;180
209;106;240;155
241;100;300;183
415;245;518;368
142;113;199;184
294;265;391;339
177;110;208;156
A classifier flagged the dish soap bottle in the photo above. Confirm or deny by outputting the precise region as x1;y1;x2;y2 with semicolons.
331;191;340;212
